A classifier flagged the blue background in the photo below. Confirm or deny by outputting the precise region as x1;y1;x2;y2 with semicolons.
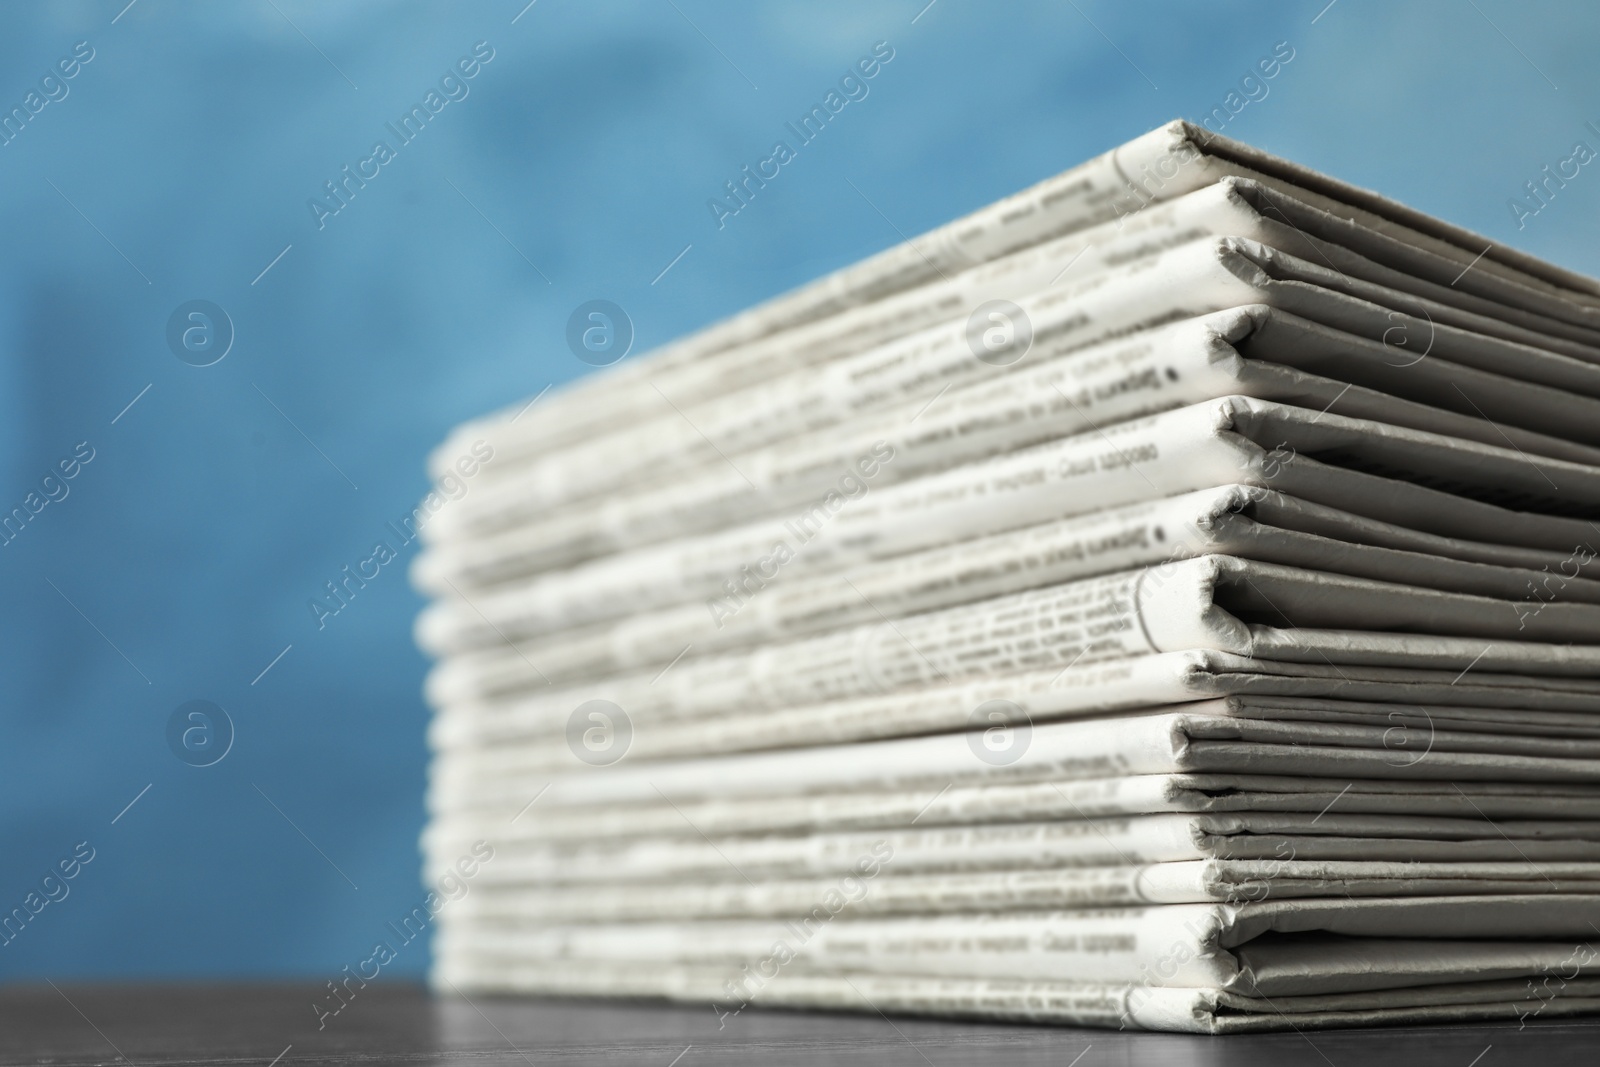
3;0;1599;981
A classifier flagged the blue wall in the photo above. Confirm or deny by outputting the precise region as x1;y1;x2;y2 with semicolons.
3;0;1599;980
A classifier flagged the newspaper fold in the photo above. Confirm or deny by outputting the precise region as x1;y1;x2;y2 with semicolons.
430;120;1600;479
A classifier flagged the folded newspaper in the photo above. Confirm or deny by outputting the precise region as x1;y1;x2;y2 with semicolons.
417;120;1600;1033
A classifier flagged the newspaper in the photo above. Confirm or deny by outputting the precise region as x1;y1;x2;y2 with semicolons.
420;121;1600;1034
430;751;1600;876
427;774;1600;839
433;895;1600;994
428;699;1600;825
418;482;1600;679
416;299;1600;641
555;651;1600;770
423;547;1600;729
461;291;1600;537
442;811;1600;886
447;862;1600;921
420;234;1600;566
419;457;1600;657
434;690;1600;794
416;305;1600;594
417;486;1600;667
432;679;1600;791
434;960;1600;1033
426;650;1600;795
432;179;1600;528
430;120;1600;480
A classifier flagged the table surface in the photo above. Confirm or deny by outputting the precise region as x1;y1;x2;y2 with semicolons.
4;983;1600;1066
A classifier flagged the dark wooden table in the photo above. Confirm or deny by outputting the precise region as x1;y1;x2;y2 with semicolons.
4;983;1600;1065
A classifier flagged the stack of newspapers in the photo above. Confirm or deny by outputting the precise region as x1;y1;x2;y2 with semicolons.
416;120;1600;1033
